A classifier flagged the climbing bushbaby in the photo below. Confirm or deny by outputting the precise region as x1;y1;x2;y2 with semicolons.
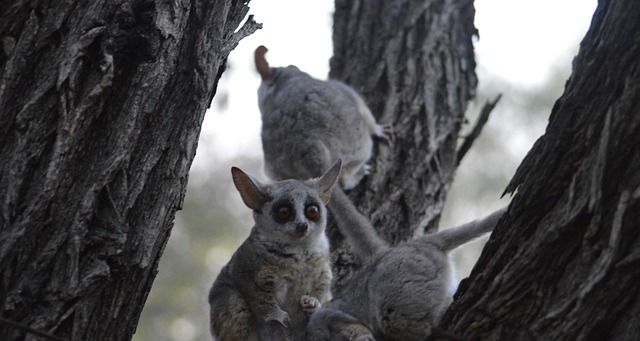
254;45;392;189
306;188;508;341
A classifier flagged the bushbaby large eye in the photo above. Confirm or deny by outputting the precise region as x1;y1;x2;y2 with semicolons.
274;206;292;222
305;205;319;220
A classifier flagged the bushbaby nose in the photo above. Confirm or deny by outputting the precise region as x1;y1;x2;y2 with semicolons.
296;222;308;234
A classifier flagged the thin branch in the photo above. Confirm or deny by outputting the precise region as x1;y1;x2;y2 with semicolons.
222;15;263;55
456;94;502;165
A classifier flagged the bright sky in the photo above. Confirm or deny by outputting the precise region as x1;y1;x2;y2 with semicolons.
196;0;597;174
475;0;598;84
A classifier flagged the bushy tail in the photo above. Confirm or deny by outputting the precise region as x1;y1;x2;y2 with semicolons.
423;206;508;251
328;187;388;261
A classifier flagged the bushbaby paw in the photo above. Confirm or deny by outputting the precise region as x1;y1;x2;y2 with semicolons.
363;164;372;176
264;308;291;328
344;322;375;341
374;123;394;145
300;295;321;316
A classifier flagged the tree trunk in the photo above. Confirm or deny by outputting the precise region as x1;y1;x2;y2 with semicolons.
439;0;640;339
329;0;478;286
0;1;257;340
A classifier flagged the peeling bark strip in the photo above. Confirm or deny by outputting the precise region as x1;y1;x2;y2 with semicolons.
329;0;477;286
440;0;640;339
0;1;257;340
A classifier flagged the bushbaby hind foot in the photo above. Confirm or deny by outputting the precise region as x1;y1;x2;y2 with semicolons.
265;320;292;341
264;308;291;328
374;123;394;145
342;322;375;341
363;164;372;176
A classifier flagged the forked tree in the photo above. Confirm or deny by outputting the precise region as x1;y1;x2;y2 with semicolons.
1;0;638;340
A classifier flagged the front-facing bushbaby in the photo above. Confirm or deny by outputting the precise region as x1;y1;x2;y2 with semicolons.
209;161;342;340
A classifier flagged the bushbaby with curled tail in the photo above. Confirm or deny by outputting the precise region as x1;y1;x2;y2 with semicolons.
255;45;391;189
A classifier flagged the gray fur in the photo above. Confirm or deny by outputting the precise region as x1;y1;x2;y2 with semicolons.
255;46;391;189
307;199;508;341
209;161;342;340
328;187;388;260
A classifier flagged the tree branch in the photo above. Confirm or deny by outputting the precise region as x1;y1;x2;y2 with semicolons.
456;94;502;165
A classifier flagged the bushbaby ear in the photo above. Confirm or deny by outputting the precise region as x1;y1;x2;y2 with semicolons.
317;159;342;205
254;46;274;84
231;167;271;212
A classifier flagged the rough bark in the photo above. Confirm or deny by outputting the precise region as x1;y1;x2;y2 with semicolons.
329;0;478;286
0;1;258;340
439;0;640;339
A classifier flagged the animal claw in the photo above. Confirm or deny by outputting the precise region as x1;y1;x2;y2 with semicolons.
374;123;394;145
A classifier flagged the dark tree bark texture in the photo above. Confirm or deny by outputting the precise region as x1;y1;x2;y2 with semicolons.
329;0;478;286
439;0;640;339
0;1;257;340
